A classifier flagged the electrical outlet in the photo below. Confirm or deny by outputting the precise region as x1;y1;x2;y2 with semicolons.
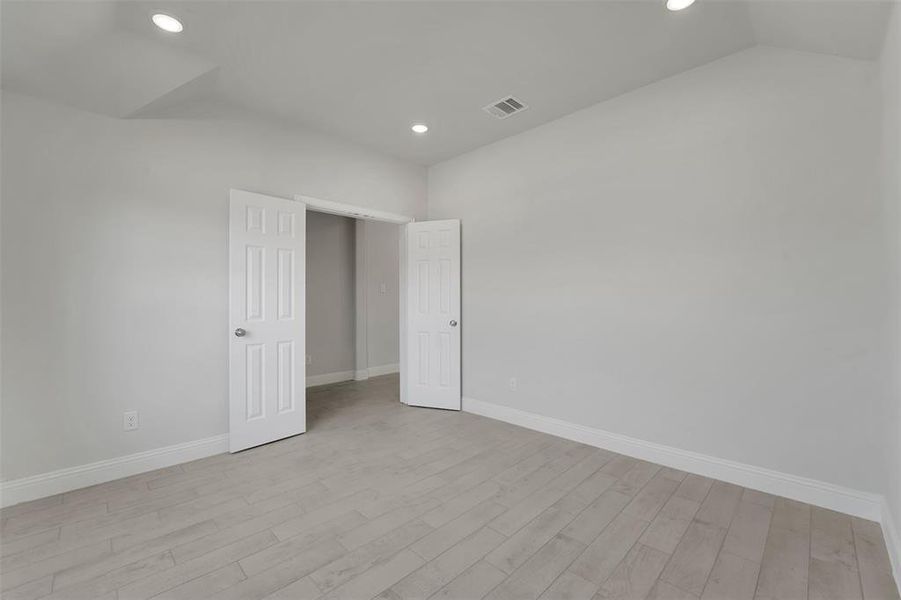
379;282;387;294
508;377;518;391
123;411;139;431
306;355;312;365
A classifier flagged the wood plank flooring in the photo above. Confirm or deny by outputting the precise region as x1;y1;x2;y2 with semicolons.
1;374;898;600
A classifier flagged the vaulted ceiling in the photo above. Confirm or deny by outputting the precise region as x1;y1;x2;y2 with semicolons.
1;1;893;165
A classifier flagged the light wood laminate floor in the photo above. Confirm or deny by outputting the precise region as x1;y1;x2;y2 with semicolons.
1;374;898;600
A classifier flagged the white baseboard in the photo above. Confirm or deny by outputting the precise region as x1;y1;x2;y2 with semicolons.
0;434;228;508
306;370;355;387
462;396;884;522
368;363;400;377
307;365;399;388
883;498;901;597
351;363;400;382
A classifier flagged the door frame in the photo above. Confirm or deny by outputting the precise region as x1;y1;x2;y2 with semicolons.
297;195;413;225
294;194;415;404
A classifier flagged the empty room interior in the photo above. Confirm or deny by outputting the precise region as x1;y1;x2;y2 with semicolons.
1;1;900;599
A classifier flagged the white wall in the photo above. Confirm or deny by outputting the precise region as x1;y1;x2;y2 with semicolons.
363;220;401;371
306;212;356;378
429;46;891;496
879;3;901;544
0;91;426;482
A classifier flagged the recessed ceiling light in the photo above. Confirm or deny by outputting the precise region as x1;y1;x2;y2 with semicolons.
411;124;429;134
152;13;183;33
667;0;696;10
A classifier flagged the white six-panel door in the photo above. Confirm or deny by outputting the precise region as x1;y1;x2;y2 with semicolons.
405;220;461;410
229;190;306;452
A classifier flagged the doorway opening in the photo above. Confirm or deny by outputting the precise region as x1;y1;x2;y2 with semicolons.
227;189;460;452
299;194;413;414
298;194;462;414
304;211;404;425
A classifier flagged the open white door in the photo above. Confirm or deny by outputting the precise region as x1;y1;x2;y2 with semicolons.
229;190;306;452
405;220;461;410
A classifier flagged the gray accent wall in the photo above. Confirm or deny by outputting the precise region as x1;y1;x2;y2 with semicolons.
305;212;356;377
364;220;401;371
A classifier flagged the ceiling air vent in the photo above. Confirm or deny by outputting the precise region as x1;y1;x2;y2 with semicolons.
482;96;529;120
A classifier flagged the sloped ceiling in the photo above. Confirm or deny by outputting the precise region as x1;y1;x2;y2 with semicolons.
1;2;218;118
1;1;893;164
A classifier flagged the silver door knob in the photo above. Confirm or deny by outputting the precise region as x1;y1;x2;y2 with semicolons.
234;328;247;337
449;320;458;327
